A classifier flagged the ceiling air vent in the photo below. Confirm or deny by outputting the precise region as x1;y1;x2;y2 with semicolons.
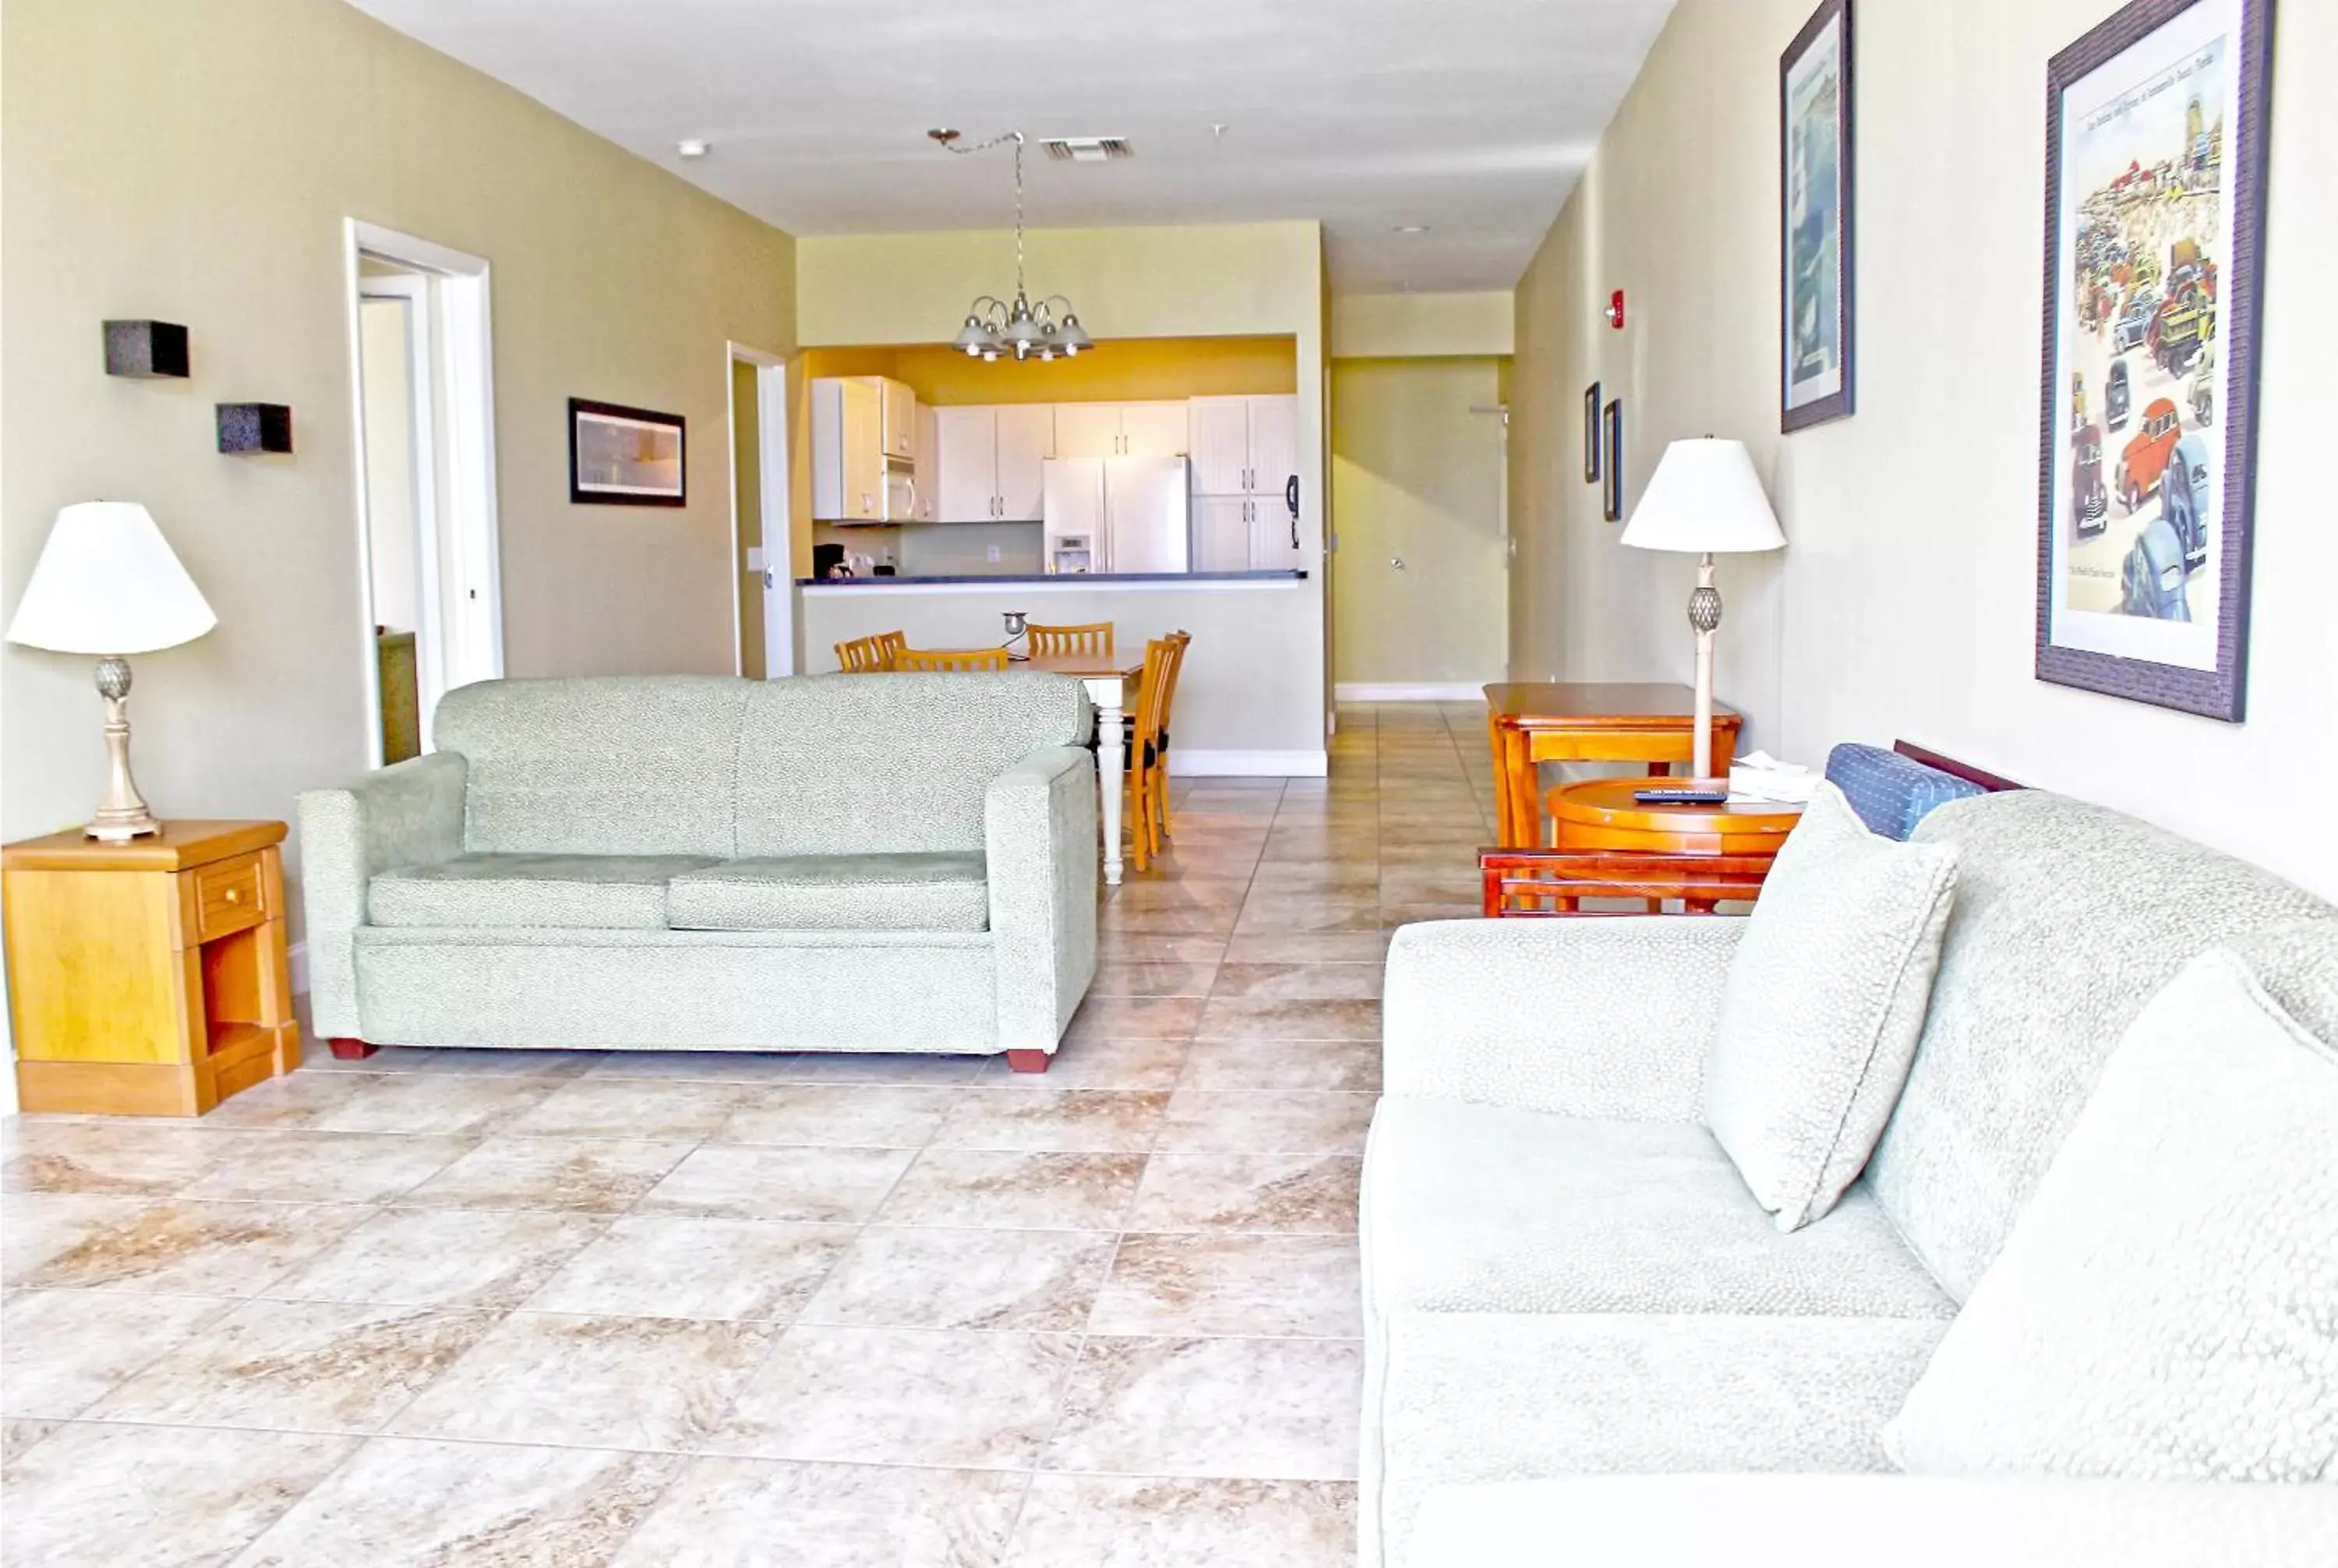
1040;136;1133;163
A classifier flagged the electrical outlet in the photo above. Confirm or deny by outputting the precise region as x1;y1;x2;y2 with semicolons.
986;545;1001;563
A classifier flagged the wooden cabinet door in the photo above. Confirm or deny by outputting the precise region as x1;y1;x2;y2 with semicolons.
1191;496;1252;573
1051;403;1121;460
913;403;939;521
1248;493;1300;570
994;404;1054;521
1187;396;1252;495
1119;401;1190;459
933;407;998;521
1246;395;1300;497
840;380;884;520
878;378;916;460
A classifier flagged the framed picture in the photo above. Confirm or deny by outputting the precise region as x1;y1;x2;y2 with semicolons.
1584;382;1603;483
569;398;686;507
1780;0;1854;431
1602;397;1626;523
2036;0;2272;722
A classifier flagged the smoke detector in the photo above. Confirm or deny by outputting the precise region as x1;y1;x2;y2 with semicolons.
1040;136;1133;163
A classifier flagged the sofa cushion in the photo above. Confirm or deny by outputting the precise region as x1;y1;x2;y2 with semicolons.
1704;782;1959;1231
1867;791;2332;1300
369;853;717;930
667;853;991;933
1883;934;2338;1482
733;673;1091;858
1369;1309;1946;1568
1821;743;1987;841
1363;1097;1954;1322
433;676;750;857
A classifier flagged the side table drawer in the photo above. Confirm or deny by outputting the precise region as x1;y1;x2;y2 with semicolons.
189;852;267;941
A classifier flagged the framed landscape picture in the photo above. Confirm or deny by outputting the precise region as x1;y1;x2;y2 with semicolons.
2035;0;2272;722
1584;382;1603;484
569;398;687;507
1780;0;1853;431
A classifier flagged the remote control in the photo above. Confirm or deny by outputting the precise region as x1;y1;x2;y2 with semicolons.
1633;788;1730;805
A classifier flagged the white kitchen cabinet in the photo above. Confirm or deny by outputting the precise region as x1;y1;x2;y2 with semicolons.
1051;401;1189;460
1051;403;1121;461
910;403;939;522
931;404;1055;521
871;377;916;461
810;376;885;521
1188;394;1298;496
1248;494;1301;571
1191;495;1252;573
1119;401;1189;458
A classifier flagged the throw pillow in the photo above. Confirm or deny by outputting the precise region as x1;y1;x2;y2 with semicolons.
1704;780;1958;1231
1883;941;2338;1481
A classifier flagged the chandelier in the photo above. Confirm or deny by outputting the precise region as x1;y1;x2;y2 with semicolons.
930;129;1095;362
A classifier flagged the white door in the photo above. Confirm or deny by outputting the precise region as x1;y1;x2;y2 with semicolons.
1052;403;1121;460
934;406;997;521
1249;494;1299;571
913;402;939;521
994;404;1054;520
1188;396;1251;495
1120;401;1189;459
841;380;883;521
1192;495;1251;573
1106;457;1191;573
1247;394;1300;498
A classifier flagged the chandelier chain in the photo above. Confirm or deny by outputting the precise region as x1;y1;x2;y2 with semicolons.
934;128;1091;362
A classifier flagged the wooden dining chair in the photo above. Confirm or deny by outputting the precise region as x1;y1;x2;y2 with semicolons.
835;635;885;673
1145;630;1192;854
1120;636;1178;873
875;630;907;668
892;645;1009;672
1025;621;1114;659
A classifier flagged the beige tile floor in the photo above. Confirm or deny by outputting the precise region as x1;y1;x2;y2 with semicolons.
0;702;1498;1567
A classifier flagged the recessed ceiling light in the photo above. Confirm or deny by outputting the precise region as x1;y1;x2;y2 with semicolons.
677;139;711;158
1394;224;1430;234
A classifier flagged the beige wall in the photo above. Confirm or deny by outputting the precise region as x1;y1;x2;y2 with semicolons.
1330;358;1510;689
2;0;795;884
1511;0;2338;899
1331;292;1515;358
796;221;1331;761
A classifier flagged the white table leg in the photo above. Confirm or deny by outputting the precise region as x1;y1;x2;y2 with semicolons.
1097;683;1126;887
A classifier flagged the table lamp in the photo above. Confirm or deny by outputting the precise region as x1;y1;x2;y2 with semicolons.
5;501;218;840
1618;440;1785;780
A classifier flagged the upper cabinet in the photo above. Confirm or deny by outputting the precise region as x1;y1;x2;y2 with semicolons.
932;404;1055;522
1189;394;1298;498
1053;401;1189;460
810;377;886;522
875;377;916;461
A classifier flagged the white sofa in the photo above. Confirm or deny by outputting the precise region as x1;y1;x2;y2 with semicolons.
1362;789;2338;1566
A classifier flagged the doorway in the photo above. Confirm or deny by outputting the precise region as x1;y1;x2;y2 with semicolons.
343;221;504;766
729;343;791;678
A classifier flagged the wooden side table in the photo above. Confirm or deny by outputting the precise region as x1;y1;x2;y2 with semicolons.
4;820;300;1115
1484;683;1745;849
1482;780;1803;915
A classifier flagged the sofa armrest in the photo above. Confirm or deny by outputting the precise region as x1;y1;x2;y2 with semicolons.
1410;1475;2338;1568
1381;916;1742;1118
986;745;1099;1054
295;751;468;1038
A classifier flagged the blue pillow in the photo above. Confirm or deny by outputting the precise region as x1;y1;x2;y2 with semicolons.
1822;743;1987;841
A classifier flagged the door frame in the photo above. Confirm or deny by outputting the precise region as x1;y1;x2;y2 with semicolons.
727;341;792;677
340;219;505;767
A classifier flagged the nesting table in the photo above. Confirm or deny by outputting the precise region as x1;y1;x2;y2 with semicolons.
1484;682;1745;849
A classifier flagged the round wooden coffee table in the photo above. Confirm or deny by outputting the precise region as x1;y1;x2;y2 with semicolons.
1524;778;1806;913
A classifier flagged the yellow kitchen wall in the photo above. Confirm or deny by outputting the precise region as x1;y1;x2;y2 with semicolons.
1510;0;2338;897
892;337;1296;406
2;0;796;887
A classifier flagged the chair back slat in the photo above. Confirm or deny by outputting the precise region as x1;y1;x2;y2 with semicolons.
1026;621;1114;659
893;645;1010;673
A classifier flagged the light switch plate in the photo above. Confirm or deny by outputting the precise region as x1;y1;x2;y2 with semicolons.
745;546;766;571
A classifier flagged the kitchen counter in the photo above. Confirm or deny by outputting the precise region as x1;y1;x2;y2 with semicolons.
798;570;1306;588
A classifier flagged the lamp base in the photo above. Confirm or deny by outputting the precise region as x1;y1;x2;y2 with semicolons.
84;655;163;841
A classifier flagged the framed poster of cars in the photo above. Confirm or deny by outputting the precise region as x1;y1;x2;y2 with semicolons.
2036;0;2273;722
1780;0;1854;432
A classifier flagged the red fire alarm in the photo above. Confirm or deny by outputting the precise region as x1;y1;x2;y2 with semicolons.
1605;289;1626;330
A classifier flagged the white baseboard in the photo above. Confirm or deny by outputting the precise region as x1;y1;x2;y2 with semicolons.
1335;682;1487;702
288;941;309;998
1169;750;1329;778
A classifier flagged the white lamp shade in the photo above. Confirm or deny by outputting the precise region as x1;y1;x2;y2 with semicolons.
5;501;217;655
1619;439;1786;555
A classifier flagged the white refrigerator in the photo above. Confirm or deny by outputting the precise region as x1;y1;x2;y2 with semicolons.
1042;456;1191;574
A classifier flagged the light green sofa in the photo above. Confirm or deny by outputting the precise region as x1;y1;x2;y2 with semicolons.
298;673;1097;1069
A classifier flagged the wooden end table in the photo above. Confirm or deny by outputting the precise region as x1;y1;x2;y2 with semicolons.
1485;683;1744;849
1481;780;1803;915
3;820;301;1115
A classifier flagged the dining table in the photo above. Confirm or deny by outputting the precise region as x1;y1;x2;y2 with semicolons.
1019;650;1148;887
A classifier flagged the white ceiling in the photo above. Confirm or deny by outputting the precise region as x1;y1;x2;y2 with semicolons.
348;0;1676;295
